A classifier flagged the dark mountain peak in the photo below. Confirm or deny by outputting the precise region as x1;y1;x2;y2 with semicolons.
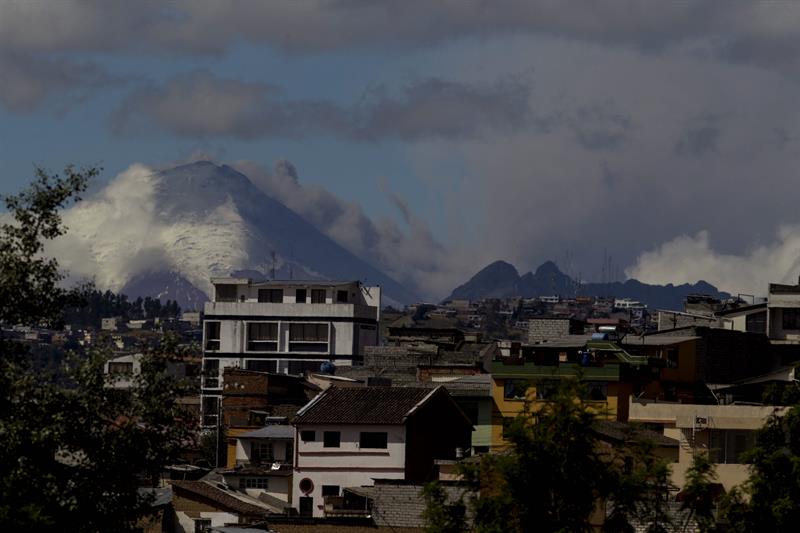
446;260;521;301
480;260;520;279
534;260;562;276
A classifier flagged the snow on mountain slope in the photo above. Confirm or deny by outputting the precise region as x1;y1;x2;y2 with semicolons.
49;161;418;308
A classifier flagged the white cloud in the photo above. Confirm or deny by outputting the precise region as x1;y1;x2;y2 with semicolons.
627;228;800;297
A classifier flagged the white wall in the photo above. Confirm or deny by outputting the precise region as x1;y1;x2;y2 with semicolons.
175;511;238;533
293;423;407;517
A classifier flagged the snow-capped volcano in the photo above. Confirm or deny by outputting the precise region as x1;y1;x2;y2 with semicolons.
49;161;418;308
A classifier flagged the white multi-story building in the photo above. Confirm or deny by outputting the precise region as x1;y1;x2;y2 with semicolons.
201;278;381;426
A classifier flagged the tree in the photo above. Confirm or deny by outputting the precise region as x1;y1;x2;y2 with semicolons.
678;452;718;533
718;405;800;533
0;167;195;531
424;378;672;533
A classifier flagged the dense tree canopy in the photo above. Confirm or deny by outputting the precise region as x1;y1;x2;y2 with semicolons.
0;167;195;531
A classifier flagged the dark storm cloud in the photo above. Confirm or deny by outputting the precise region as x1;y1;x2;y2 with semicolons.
0;51;123;113
3;1;800;69
112;71;532;141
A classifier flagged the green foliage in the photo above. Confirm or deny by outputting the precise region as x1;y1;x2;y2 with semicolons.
718;405;800;532
679;452;717;533
424;378;672;533
422;481;467;533
62;288;182;329
0;167;195;531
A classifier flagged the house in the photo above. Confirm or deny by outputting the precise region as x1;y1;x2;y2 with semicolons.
528;316;585;343
715;302;768;334
200;278;381;427
628;399;788;492
490;337;664;448
291;386;472;517
221;424;295;504
168;480;285;532
767;282;800;343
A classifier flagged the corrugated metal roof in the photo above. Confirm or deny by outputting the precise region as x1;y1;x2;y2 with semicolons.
240;425;294;439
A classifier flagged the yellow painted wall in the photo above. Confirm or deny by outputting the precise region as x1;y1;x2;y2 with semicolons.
490;377;629;449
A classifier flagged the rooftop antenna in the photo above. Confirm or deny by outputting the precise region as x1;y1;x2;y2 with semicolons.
271;251;276;280
289;244;294;280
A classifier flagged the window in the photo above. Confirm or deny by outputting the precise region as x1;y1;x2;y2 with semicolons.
311;289;326;303
300;430;316;442
665;347;679;369
247;322;278;351
204;321;221;351
288;360;325;374
202;359;220;389
246;360;277;373
285;441;294;463
239;477;269;489
783;309;800;330
107;362;133;375
251;441;274;464
289;323;329;352
746;311;767;334
258;288;283;303
194;518;212;533
322;485;340;497
215;284;237;302
503;379;529;400
337;290;348;303
582;381;608;401
323;431;341;448
359;432;388;449
710;429;756;464
201;396;219;427
535;381;559;400
295;289;307;303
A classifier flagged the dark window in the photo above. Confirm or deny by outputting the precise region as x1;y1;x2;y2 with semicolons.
311;289;326;303
107;362;133;375
295;289;307;303
290;323;328;341
582;381;608;401
322;485;340;497
337;290;348;303
258;289;283;303
300;430;315;442
288;360;325;374
665;347;679;369
710;429;756;464
247;322;278;351
215;284;237;302
503;379;529;400
783;309;800;330
240;477;269;489
201;396;219;427
195;518;212;533
746;311;767;334
245;360;277;373
535;381;559;400
251;441;274;464
323;431;341;448
285;441;294;462
204;321;221;351
202;359;220;389
359;432;388;449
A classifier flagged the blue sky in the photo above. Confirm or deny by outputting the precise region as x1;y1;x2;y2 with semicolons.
4;1;800;297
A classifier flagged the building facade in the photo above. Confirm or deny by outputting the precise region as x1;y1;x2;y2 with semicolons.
201;278;381;427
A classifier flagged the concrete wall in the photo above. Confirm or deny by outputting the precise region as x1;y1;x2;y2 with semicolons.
293;424;407;517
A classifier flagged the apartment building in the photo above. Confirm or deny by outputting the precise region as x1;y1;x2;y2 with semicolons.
201;278;381;427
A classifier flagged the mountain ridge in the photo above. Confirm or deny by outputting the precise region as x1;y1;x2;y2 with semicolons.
447;260;730;311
